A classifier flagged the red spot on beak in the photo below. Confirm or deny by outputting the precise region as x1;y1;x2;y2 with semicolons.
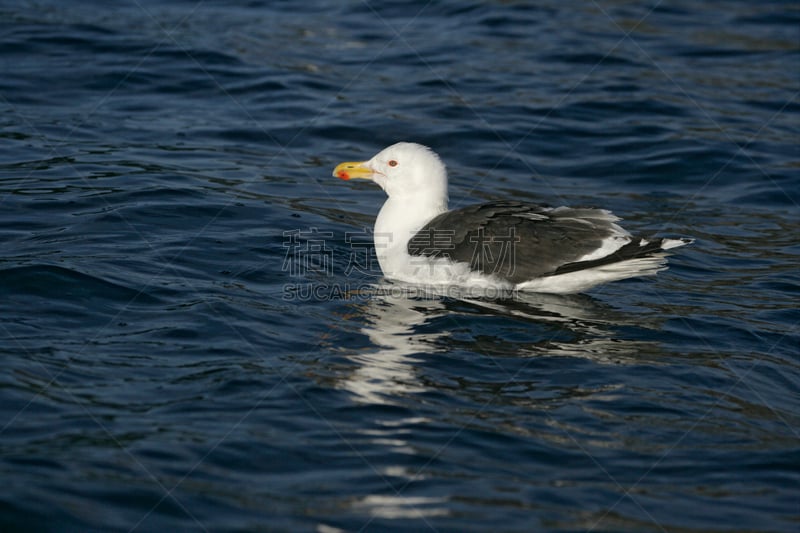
337;171;350;180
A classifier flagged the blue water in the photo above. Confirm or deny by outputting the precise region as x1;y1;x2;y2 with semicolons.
1;1;799;531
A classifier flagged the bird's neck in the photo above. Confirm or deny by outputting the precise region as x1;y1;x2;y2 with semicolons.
374;195;447;266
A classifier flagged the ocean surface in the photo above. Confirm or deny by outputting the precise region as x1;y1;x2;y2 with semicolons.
1;1;798;531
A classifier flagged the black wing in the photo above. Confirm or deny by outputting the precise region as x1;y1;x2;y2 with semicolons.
407;200;632;283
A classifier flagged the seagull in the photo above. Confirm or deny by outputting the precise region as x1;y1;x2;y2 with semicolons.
333;142;692;294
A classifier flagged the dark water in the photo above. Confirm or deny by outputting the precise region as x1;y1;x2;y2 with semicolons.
1;1;799;531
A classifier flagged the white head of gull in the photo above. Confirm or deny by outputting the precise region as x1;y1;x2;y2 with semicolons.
333;142;692;294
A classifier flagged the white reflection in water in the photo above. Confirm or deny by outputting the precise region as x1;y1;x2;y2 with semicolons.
329;285;667;518
351;494;450;519
335;284;662;405
339;294;445;404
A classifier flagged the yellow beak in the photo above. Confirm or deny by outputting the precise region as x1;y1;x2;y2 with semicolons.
333;161;373;181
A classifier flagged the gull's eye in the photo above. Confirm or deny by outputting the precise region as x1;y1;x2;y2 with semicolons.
388;160;398;167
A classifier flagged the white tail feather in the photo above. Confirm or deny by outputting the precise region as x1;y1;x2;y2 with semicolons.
661;237;694;250
515;256;669;294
